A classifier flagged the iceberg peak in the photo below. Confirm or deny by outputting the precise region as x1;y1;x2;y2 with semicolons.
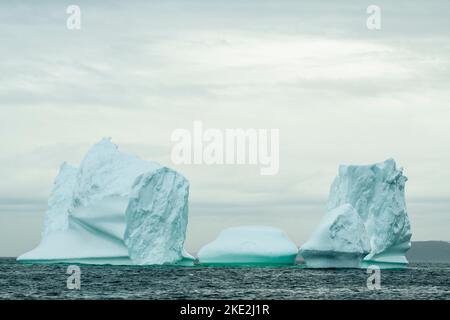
73;138;160;207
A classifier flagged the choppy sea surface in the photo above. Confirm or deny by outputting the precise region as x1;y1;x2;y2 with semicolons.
0;258;448;300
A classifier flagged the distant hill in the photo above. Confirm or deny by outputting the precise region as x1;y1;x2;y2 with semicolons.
407;241;450;263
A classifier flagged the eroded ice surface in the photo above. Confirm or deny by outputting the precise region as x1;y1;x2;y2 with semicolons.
124;168;194;265
299;204;370;268
17;138;194;266
301;159;412;268
198;226;298;265
328;159;411;267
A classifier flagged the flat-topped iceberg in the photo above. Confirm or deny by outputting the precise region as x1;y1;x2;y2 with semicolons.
17;138;194;266
300;159;412;268
299;204;370;268
198;226;298;265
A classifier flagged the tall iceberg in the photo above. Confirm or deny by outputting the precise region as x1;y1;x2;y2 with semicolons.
198;226;298;265
300;159;412;268
17;138;194;266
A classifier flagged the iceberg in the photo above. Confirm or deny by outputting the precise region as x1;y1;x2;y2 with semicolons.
299;204;370;268
17;138;194;266
198;226;298;265
300;159;412;268
328;159;412;268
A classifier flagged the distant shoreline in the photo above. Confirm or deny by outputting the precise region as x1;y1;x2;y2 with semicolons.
406;241;450;263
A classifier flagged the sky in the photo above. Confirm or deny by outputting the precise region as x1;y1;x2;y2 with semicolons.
1;0;450;256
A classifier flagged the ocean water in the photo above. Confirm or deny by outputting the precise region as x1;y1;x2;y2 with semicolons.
0;258;448;300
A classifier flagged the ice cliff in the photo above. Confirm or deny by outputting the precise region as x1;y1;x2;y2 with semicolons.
300;159;412;268
198;226;298;265
17;138;194;266
124;168;191;265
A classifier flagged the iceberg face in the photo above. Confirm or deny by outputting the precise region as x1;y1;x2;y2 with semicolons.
17;138;193;266
328;159;411;267
124;168;194;265
198;226;298;265
42;162;77;237
301;159;412;268
299;204;370;268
